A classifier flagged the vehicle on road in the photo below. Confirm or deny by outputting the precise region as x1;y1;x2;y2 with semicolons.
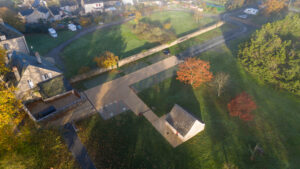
48;28;58;38
244;8;258;15
238;14;248;19
68;24;77;31
163;49;170;55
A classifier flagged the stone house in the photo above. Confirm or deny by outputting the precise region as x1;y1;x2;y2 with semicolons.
60;0;79;13
49;6;64;21
19;7;50;23
81;0;104;14
23;75;85;123
10;52;62;98
165;104;205;142
0;19;30;55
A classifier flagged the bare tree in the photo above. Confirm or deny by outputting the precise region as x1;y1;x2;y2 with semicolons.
214;72;229;97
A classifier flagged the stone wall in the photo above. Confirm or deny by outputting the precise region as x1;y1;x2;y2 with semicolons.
70;21;224;83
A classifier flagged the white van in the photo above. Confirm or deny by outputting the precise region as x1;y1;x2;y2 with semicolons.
48;28;58;38
244;8;259;15
68;24;77;31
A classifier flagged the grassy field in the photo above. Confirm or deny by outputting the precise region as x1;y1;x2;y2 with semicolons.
25;30;77;56
62;11;218;78
76;42;300;168
71;23;236;90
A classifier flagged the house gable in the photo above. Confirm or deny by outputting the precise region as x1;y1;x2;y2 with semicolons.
17;65;62;93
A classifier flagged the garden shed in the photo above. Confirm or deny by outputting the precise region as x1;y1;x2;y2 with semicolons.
165;104;205;142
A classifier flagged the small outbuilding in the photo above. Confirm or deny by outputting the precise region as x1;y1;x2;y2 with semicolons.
165;104;205;142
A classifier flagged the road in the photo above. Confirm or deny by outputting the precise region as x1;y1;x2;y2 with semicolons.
62;123;97;169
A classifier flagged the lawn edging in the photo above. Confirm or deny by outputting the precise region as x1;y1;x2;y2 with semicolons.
69;21;224;83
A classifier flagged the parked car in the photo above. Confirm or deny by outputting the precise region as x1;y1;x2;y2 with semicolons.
238;14;248;19
163;49;170;55
244;8;258;15
68;24;77;31
48;28;58;38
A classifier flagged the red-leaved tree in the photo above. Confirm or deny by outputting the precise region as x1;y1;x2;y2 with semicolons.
176;58;213;88
227;92;257;121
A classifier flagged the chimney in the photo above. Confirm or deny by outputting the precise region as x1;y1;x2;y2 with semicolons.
35;52;42;64
13;66;20;81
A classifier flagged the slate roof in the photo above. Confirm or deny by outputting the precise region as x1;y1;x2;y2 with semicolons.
11;52;62;77
20;8;34;16
49;6;61;15
38;75;73;99
32;0;41;8
37;6;49;13
84;0;104;4
0;23;23;40
165;104;197;137
60;0;78;6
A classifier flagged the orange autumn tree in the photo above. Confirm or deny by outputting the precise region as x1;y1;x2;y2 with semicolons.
176;58;213;88
264;0;287;15
227;92;257;121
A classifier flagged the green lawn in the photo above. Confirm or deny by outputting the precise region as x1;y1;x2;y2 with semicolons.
76;43;300;169
25;30;77;56
62;11;218;78
71;23;237;89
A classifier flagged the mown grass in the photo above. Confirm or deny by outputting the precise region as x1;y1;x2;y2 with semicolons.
25;30;77;56
76;43;300;169
62;11;218;78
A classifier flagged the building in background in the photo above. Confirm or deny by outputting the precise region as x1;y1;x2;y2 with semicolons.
0;19;29;55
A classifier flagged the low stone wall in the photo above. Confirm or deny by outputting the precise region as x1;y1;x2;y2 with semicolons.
70;21;225;83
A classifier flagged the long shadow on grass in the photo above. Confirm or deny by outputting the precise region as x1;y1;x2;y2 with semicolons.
214;8;300;169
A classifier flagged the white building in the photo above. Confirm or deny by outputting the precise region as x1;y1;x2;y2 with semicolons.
165;104;205;142
122;0;134;5
81;0;104;14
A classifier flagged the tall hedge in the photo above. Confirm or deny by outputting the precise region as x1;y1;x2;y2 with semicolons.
238;14;300;95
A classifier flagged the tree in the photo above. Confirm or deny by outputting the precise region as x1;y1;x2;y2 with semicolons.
214;72;229;97
264;0;287;15
0;7;25;32
132;21;176;44
225;0;245;10
238;14;300;95
227;92;257;121
134;11;142;24
163;23;172;30
79;17;92;27
0;82;24;130
94;51;119;69
193;10;203;23
176;58;213;88
0;47;9;77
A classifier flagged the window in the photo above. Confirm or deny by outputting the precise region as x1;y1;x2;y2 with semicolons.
42;73;52;81
3;43;10;50
27;79;34;89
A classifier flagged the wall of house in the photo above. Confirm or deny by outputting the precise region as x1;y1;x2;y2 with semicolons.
25;9;49;23
84;3;104;13
60;5;78;12
16;66;61;96
182;120;205;142
0;36;30;54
